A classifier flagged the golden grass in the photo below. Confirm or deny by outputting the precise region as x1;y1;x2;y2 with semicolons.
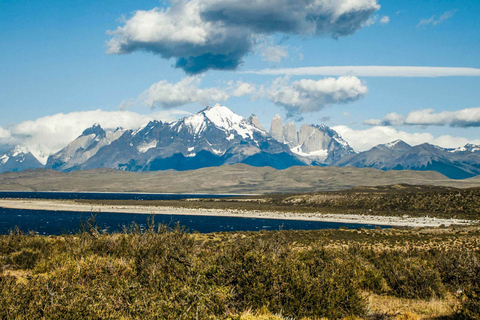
366;292;458;319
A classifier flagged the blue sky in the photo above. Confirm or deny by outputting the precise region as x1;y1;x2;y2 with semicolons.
1;0;480;159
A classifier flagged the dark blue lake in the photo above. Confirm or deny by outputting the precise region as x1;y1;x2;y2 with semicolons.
0;191;390;235
0;208;388;235
0;191;236;201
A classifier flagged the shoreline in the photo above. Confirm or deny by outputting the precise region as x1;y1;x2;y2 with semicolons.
0;199;473;228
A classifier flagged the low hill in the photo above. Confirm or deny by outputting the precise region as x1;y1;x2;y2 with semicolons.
1;164;480;194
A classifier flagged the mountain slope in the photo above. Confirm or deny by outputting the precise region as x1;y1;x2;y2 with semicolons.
48;105;304;171
269;115;355;164
0;146;44;173
46;124;126;171
334;140;480;179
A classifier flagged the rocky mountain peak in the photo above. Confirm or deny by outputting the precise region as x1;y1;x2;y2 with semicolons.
377;140;412;151
248;114;264;130
451;144;480;153
81;123;105;137
270;114;284;142
268;115;354;164
0;145;43;173
202;104;245;131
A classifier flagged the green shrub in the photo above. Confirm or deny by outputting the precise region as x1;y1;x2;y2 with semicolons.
372;252;445;299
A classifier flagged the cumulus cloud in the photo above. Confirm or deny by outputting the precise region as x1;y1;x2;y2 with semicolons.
417;10;457;27
332;125;480;152
0;126;10;139
245;66;480;77
365;107;480;128
258;76;367;118
126;76;253;110
255;37;289;63
107;0;380;73
380;16;390;24
140;76;231;109
7;110;188;164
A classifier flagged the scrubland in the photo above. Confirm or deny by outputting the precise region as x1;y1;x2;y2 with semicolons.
1;220;479;319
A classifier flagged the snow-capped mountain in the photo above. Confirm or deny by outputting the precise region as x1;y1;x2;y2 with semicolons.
46;104;304;171
46;124;126;171
0;146;44;173
269;114;355;164
334;140;480;179
6;105;480;180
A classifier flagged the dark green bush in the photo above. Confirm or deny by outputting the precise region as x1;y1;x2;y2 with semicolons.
459;283;480;320
372;251;445;299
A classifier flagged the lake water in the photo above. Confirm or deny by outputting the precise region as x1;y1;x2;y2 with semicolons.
0;191;236;201
0;191;390;235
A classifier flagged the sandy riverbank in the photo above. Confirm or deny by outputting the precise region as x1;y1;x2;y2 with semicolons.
0;199;473;228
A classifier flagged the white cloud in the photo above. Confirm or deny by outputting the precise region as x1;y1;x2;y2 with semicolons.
231;81;256;97
140;76;231;109
0;126;10;139
128;76;254;110
417;10;457;27
258;76;367;117
332;125;480;152
365;107;480;128
9;110;187;164
255;37;289;63
107;0;380;73
380;16;390;24
244;66;480;77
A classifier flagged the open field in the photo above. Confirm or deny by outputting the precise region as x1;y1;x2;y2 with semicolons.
1;224;480;319
2;165;480;194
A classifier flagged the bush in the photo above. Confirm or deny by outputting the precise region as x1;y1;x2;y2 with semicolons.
372;252;445;299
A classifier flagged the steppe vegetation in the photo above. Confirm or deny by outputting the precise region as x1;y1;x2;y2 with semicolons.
76;185;480;220
1;219;479;319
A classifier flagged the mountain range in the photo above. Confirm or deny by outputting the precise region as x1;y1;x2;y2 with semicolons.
1;104;480;180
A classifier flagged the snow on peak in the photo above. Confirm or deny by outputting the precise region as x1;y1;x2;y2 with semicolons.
0;154;9;165
382;140;411;150
203;104;244;130
12;145;29;157
180;104;266;139
183;112;208;136
450;144;480;153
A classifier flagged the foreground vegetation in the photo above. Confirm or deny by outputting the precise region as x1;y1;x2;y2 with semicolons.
1;221;480;319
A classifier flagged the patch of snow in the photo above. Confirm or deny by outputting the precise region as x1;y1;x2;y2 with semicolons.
384;140;403;149
451;146;466;153
186;153;196;157
0;154;9;165
12;145;28;157
333;136;349;147
450;144;480;153
188;147;194;151
204;104;244;130
291;146;329;161
132;124;148;137
204;104;263;139
211;148;225;155
138;140;157;153
184;113;207;136
226;133;235;141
